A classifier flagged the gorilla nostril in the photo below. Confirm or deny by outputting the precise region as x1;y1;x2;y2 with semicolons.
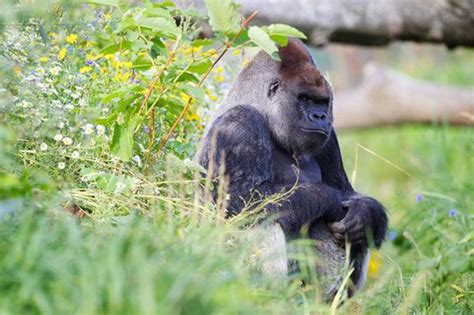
308;111;326;122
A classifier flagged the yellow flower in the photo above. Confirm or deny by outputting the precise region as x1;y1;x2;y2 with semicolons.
368;250;383;277
215;66;223;74
180;93;191;103
48;32;58;38
187;112;201;121
79;66;92;74
39;56;49;63
66;33;78;44
115;71;131;82
209;94;218;101
104;13;112;21
216;75;224;83
232;49;241;56
58;48;67;60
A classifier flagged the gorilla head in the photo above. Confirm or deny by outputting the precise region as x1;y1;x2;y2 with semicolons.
223;38;334;155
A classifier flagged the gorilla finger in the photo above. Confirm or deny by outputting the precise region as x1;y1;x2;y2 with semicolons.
332;232;344;241
328;222;345;233
341;200;353;209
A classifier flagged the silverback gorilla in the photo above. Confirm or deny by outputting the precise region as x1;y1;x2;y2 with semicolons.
197;38;388;298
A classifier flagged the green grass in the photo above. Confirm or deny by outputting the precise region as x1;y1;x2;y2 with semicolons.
0;125;472;314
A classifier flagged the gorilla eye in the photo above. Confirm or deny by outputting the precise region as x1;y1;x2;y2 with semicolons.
297;93;312;103
268;80;280;97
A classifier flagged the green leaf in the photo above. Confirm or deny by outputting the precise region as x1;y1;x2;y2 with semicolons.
100;40;132;54
269;35;288;46
110;116;140;161
204;0;241;34
188;59;212;74
181;84;205;104
135;16;181;38
86;0;120;7
248;26;280;61
266;24;306;39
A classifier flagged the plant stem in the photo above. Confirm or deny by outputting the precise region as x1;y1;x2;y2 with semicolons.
155;11;258;156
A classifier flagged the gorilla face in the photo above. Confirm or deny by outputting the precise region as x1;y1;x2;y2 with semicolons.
267;57;334;155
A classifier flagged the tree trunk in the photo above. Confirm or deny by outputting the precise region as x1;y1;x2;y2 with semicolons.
236;0;474;48
334;63;474;128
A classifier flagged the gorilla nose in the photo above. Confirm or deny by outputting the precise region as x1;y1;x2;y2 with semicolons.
308;109;327;122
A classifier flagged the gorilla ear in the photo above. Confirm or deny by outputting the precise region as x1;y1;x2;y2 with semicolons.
278;38;313;69
268;79;280;97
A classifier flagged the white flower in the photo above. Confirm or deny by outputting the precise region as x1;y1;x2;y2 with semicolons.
53;134;63;141
132;155;142;167
78;98;86;107
96;124;105;136
83;124;94;135
71;151;80;159
50;67;61;76
52;100;62;108
40;143;48;151
18;100;31;108
71;93;80;99
62;137;73;145
65;104;74;111
58;162;66;170
58;122;65;129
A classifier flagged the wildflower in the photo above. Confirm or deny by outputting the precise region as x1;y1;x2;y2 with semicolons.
83;124;94;135
71;151;80;159
388;230;398;241
50;66;61;76
85;60;94;66
39;56;49;63
53;134;63;141
216;75;224;83
52;100;62;108
368;251;382;277
49;32;58;38
58;162;66;170
58;48;67;60
188;112;201;121
448;208;458;217
96;124;105;136
215;66;223;73
58;121;65;129
40;143;48;151
62;137;73;145
72;92;81;99
143;125;150;134
232;49;241;56
79;66;92;73
18;100;31;108
65;104;74;111
416;194;422;203
132;155;142;167
66;33;78;44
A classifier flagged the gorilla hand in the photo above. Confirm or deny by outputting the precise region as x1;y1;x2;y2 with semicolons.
328;195;388;249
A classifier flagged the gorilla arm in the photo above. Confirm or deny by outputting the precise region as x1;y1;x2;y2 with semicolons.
315;128;388;249
199;105;346;239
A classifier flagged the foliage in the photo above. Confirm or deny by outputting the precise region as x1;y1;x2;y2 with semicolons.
0;1;472;314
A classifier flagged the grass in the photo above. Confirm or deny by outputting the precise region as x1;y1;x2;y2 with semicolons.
0;125;472;314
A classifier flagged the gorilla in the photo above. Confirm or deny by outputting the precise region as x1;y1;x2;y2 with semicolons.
197;38;388;298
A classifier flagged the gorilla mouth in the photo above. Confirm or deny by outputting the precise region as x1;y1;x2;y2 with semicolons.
301;128;328;136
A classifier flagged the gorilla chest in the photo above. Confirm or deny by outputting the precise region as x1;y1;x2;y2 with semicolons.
271;147;322;184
